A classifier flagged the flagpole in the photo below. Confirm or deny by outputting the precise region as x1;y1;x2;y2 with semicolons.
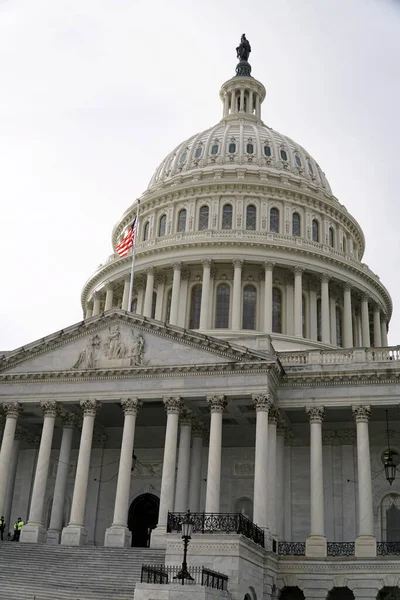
127;199;140;312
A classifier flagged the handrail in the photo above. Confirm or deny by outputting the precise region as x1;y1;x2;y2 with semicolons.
140;564;228;590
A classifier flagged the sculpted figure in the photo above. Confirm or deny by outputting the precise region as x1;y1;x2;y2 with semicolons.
73;335;101;369
236;33;251;62
105;325;126;359
130;332;145;365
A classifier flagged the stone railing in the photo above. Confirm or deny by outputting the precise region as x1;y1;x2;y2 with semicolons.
279;346;400;367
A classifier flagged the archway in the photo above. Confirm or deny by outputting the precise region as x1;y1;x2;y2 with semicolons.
279;587;305;600
128;493;159;547
377;588;400;600
328;588;354;600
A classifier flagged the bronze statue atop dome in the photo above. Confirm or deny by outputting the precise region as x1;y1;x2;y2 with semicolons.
236;34;251;62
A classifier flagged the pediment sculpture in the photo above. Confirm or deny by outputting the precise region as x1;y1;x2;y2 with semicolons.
73;325;145;369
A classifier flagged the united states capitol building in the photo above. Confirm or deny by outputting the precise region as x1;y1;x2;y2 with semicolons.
0;38;399;600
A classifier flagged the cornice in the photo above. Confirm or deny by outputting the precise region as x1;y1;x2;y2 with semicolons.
280;367;400;388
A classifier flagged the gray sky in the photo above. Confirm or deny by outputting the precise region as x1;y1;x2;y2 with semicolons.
1;0;399;350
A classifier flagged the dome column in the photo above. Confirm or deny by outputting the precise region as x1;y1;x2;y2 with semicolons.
321;275;330;344
381;318;388;347
223;94;229;117
143;267;155;318
361;295;371;347
205;395;227;513
373;306;382;347
92;292;101;317
231;259;243;330
85;304;93;319
264;262;274;333
294;268;304;337
104;284;114;311
169;263;182;326
199;260;212;330
155;274;166;321
121;277;130;311
343;283;353;348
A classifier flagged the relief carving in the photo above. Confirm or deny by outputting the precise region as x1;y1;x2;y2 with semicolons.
72;325;145;369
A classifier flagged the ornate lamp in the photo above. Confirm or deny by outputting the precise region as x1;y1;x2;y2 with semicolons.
174;509;195;585
131;450;137;472
384;410;397;485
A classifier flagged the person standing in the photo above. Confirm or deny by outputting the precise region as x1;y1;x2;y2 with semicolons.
12;518;24;541
0;516;5;541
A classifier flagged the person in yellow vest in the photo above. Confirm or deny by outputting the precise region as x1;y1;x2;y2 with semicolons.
12;518;24;542
0;516;5;541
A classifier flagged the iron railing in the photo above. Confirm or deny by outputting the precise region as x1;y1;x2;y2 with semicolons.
377;542;400;556
278;541;306;556
140;564;228;590
167;511;265;548
327;542;355;556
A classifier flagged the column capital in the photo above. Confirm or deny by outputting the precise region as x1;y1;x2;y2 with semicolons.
264;261;275;272
361;293;369;303
207;394;227;413
40;400;59;418
192;421;207;438
306;406;324;424
293;267;304;276
342;281;352;292
163;396;183;414
202;259;213;269
2;402;23;419
268;406;281;425
124;276;130;284
155;273;166;285
80;399;101;417
320;273;330;283
252;393;273;412
172;262;182;272
145;266;155;275
180;268;190;281
15;426;27;441
179;407;193;426
232;259;244;269
60;412;78;429
121;398;142;416
277;421;287;436
92;291;100;300
105;282;114;291
92;432;107;448
352;404;371;423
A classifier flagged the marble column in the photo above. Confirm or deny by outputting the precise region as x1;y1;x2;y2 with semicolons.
61;399;101;546
21;401;58;543
252;393;272;530
381;318;388;347
174;409;192;512
264;262;274;333
0;403;22;517
352;405;376;557
92;292;101;317
373;307;382;347
105;398;141;547
104;284;114;312
3;427;24;532
305;406;326;557
321;274;330;344
199;259;212;330
169;263;182;326
231;259;243;330
85;304;93;320
47;413;77;545
188;423;205;513
143;267;155;318
343;283;353;348
205;395;227;513
121;277;130;311
361;296;371;347
154;274;166;321
276;424;285;540
267;407;279;536
309;284;317;341
294;267;304;337
330;296;337;346
151;396;182;549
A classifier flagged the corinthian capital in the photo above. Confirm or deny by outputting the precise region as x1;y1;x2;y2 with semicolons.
40;400;59;418
2;402;23;420
202;259;213;269
179;407;193;426
306;406;324;424
80;399;101;417
252;393;272;412
293;267;304;276
207;394;227;413
232;259;243;269
352;404;371;423
60;412;78;429
192;421;207;438
121;398;142;416
269;406;281;425
163;396;183;414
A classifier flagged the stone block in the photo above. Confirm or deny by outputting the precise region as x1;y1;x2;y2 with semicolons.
20;523;47;544
355;535;376;558
60;524;88;546
305;535;327;558
104;524;132;547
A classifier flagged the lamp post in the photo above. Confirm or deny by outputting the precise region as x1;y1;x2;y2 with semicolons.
384;410;397;486
174;509;195;585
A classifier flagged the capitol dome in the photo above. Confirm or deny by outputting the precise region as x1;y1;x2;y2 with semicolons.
81;52;391;352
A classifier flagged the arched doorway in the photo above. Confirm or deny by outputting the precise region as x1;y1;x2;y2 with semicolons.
128;493;159;547
377;588;400;600
279;588;305;600
328;588;354;600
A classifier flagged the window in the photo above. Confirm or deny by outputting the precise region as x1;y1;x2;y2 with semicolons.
143;221;150;241
270;207;279;233
151;292;157;319
302;295;306;338
246;205;256;230
228;142;236;154
280;149;288;161
381;494;400;542
243;285;257;330
165;289;172;323
189;285;202;329
295;155;302;167
329;227;335;248
264;145;271;157
215;284;230;328
194;146;202;159
246;142;254;154
336;306;343;347
198;205;209;230
179;151;187;164
317;298;322;342
222;204;233;230
272;287;282;333
131;298;138;314
312;219;319;242
292;212;301;237
343;235;347;253
211;143;219;155
308;160;314;175
158;214;167;237
177;209;187;233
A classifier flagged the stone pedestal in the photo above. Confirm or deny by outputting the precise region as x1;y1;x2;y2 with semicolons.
19;523;47;544
60;525;88;546
104;525;132;548
355;534;376;558
46;529;61;545
150;525;168;549
306;534;327;558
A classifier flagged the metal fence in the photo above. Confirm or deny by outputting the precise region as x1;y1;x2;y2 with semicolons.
141;564;228;590
377;542;400;556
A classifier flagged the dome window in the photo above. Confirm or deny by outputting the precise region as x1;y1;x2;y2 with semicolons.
280;149;288;161
189;284;202;329
198;205;209;231
143;221;150;241
179;151;187;165
246;143;254;154
246;205;257;230
329;226;335;248
292;212;301;237
215;284;230;328
307;160;314;175
272;288;282;333
264;145;271;157
312;219;319;243
158;214;167;237
222;204;233;230
194;146;202;159
295;155;302;167
177;209;187;233
211;143;219;156
270;208;279;233
243;285;257;330
228;142;237;154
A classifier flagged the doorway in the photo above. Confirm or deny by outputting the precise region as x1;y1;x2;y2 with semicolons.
128;493;159;547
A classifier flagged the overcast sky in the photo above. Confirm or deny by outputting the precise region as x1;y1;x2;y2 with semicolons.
1;0;399;350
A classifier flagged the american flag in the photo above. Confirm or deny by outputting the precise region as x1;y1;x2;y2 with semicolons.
116;218;137;257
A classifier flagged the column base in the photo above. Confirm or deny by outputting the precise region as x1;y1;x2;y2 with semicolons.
150;526;167;549
104;525;132;548
20;524;47;544
306;534;327;558
46;529;61;545
355;535;376;557
61;525;88;546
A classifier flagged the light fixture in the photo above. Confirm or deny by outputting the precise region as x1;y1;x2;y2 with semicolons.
174;509;195;585
384;410;397;485
131;450;137;472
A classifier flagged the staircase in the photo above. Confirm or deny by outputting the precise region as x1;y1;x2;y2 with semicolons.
0;543;165;600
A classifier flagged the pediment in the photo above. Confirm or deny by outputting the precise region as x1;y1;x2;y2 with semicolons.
0;310;275;376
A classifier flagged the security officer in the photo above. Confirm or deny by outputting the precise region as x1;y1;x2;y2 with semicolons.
12;518;24;541
0;516;5;541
